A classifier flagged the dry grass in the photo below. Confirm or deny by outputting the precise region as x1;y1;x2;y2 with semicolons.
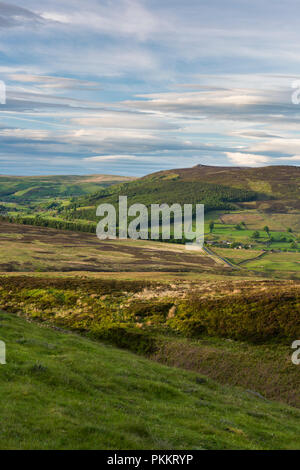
151;337;300;408
0;221;218;273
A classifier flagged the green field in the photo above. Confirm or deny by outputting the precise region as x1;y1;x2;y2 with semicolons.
212;248;263;265
242;251;300;272
1;310;300;449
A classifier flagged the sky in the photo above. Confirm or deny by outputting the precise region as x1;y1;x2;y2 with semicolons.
0;0;300;176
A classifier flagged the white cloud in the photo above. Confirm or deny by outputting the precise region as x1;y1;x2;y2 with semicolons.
249;139;300;156
40;12;70;24
0;2;44;28
276;155;300;162
40;0;164;41
71;112;177;130
7;73;100;91
0;128;50;140
84;154;139;162
226;152;271;166
2;1;300;173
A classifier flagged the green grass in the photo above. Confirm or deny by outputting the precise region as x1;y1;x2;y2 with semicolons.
212;248;263;265
0;174;134;214
1;275;300;405
1;310;300;450
244;252;300;272
207;222;299;254
210;224;261;240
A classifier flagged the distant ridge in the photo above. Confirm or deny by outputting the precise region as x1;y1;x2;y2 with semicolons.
0;174;136;182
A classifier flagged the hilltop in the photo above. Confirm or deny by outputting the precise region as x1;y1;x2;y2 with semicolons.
74;164;300;213
70;165;267;222
50;164;300;236
145;164;300;211
148;164;300;192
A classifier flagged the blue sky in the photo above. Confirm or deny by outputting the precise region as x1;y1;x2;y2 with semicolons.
0;0;300;175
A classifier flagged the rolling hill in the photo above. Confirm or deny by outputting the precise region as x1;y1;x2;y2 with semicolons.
2;164;300;278
148;164;300;195
146;164;300;211
39;164;297;244
63;164;300;220
0;174;136;209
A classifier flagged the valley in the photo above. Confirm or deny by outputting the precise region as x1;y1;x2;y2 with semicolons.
1;164;300;450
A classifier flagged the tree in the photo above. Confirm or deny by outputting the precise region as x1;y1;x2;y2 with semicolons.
290;241;298;249
287;227;293;233
209;221;215;233
263;226;270;237
251;230;260;239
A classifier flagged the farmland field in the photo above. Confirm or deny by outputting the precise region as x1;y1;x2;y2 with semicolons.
212;247;263;265
242;251;300;272
220;211;300;232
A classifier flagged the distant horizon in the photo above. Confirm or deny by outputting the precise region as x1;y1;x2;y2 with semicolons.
1;162;300;178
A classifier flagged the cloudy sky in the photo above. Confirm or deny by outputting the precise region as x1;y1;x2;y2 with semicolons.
0;0;300;175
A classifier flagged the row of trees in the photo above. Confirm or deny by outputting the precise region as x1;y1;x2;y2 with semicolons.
0;215;97;234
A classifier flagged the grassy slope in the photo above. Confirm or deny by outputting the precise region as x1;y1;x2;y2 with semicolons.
70;176;259;222
57;165;300;222
1;310;300;450
149;165;300;200
1;275;300;408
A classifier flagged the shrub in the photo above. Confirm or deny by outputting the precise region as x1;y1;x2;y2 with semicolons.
167;289;300;342
126;301;174;325
90;324;157;355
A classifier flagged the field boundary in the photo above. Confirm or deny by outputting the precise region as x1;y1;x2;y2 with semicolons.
237;250;268;266
202;245;240;269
